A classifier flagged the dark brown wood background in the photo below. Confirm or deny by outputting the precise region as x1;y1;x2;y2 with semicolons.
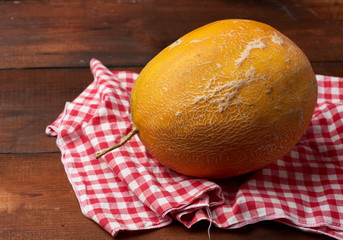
1;0;341;239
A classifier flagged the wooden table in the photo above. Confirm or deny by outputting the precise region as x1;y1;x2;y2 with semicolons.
1;1;341;239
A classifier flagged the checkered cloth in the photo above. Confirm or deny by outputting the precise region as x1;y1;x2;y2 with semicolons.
46;59;343;239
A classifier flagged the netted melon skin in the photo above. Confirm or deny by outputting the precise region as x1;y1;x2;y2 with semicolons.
131;19;318;178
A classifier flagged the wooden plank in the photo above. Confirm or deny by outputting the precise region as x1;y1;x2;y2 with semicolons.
1;1;342;239
312;62;343;77
0;0;342;69
0;153;330;240
0;153;114;239
0;66;142;153
118;220;330;240
0;62;342;153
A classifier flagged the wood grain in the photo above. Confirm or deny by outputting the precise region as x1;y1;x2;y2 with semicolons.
0;154;330;240
1;0;342;239
1;62;342;154
0;0;342;69
0;153;113;239
0;66;142;153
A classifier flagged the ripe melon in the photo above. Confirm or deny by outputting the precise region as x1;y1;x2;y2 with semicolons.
97;19;318;179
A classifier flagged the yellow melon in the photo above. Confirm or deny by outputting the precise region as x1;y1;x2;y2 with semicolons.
97;19;318;179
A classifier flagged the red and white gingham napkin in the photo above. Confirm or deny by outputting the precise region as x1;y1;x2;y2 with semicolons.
46;59;343;239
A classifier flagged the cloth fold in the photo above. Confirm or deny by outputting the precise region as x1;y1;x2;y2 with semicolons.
46;59;343;239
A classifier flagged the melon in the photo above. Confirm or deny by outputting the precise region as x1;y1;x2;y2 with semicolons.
97;19;318;179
